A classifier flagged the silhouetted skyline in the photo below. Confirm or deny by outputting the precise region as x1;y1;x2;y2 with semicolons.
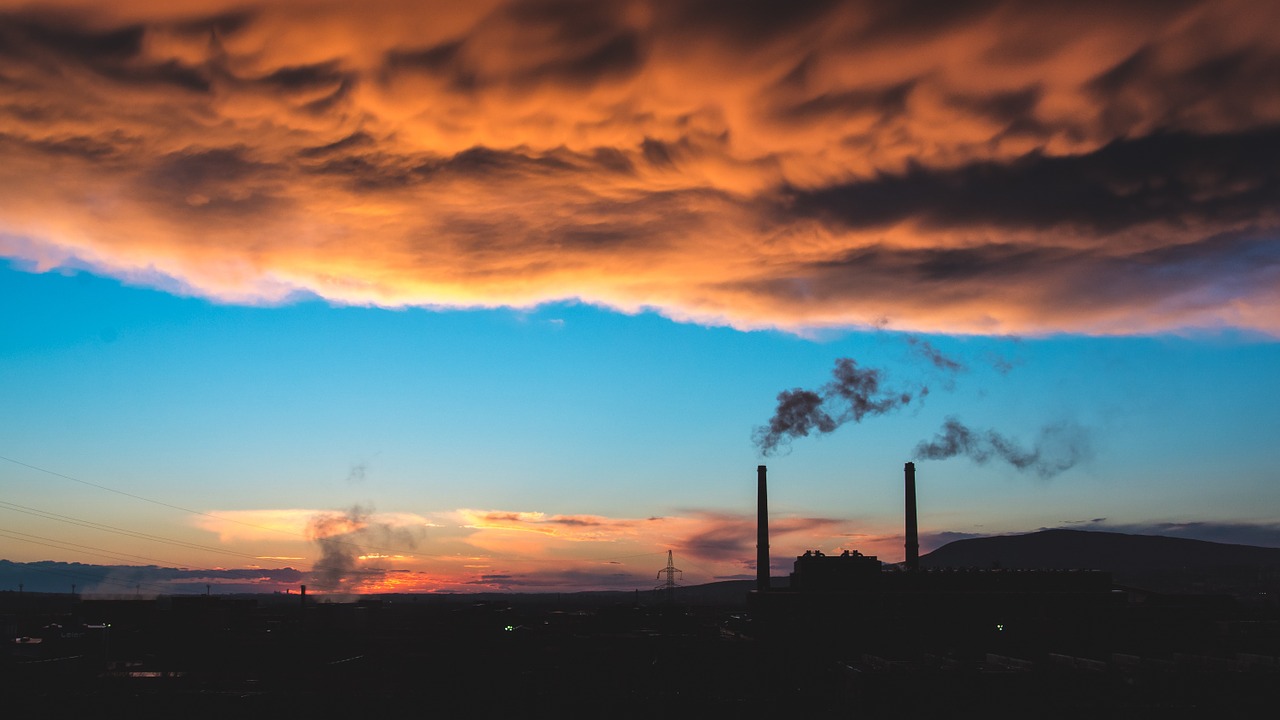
1;0;1278;594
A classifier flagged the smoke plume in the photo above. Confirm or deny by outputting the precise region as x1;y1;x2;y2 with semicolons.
913;417;1092;478
346;462;368;484
755;358;921;455
307;505;422;592
905;336;965;373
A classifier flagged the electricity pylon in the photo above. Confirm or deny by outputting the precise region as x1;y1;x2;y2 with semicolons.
655;550;682;602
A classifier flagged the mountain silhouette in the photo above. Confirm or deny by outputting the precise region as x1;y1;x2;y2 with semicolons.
921;528;1280;594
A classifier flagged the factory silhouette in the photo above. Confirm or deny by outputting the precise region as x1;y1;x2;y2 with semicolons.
746;461;1129;674
5;461;1280;717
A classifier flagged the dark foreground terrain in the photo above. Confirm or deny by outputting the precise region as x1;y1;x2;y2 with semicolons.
5;588;1280;719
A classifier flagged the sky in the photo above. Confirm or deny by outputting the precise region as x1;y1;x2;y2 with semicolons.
2;0;1279;595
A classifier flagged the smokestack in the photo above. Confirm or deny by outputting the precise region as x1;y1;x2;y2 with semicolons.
904;462;919;571
757;465;770;592
300;584;307;608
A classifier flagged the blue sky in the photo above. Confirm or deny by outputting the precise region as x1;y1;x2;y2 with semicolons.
4;259;1278;592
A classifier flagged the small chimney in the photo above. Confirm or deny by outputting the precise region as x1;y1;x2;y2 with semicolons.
904;461;919;571
757;465;770;592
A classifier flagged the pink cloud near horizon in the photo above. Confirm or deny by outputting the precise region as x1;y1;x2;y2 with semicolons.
182;505;871;592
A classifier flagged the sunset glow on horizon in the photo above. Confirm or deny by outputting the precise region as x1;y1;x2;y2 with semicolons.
2;0;1279;595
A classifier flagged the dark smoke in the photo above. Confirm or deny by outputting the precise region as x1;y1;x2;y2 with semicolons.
308;509;362;591
913;416;1092;478
758;389;836;443
905;336;964;373
754;358;921;455
307;505;422;592
988;354;1015;375
345;461;367;483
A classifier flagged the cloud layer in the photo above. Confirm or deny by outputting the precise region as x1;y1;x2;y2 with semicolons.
3;0;1280;334
183;505;860;592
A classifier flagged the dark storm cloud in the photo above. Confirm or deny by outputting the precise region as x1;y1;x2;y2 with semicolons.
298;143;641;194
783;126;1280;234
772;81;915;124
0;14;145;61
0;12;211;92
256;61;349;92
2;0;1280;334
145;146;270;192
139;146;291;218
654;0;844;46
518;32;642;87
0;131;125;161
728;228;1280;334
1088;43;1280;137
296;131;376;159
383;0;643;91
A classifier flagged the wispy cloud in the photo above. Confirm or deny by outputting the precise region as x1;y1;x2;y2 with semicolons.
193;508;434;543
182;500;1280;590
459;509;632;533
186;503;864;590
0;559;306;596
2;1;1278;334
429;506;868;586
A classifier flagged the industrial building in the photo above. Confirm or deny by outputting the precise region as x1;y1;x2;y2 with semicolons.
747;463;1117;655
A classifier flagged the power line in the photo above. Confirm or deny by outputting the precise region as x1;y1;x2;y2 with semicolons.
671;555;722;582
0;454;423;559
582;550;667;563
0;527;192;568
0;496;424;564
0;453;316;539
0;500;268;562
0;454;728;587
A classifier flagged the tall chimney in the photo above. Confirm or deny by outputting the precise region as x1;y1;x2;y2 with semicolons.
757;464;770;592
904;461;919;571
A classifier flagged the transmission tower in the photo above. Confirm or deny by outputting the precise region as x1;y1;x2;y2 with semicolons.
655;550;682;602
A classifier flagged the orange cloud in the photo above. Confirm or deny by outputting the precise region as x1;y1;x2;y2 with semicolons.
447;506;868;586
3;0;1279;334
172;500;912;591
456;509;643;541
192;508;433;543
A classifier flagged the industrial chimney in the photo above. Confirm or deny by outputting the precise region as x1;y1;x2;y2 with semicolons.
757;465;770;593
904;462;919;571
